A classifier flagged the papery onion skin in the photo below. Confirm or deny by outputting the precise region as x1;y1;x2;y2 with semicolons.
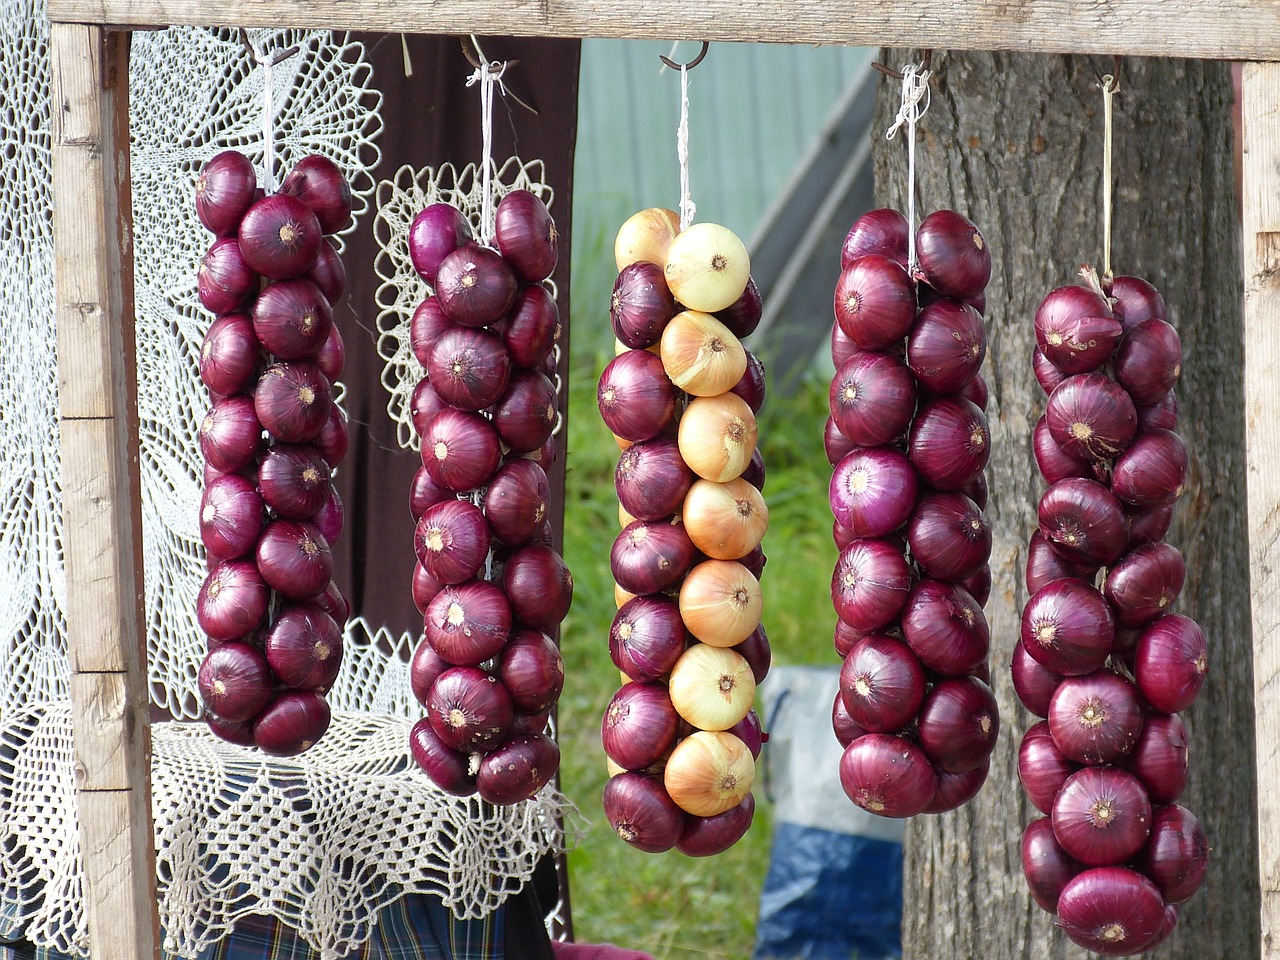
823;416;858;468
1011;638;1064;718
615;437;695;523
424;580;513;666
1046;373;1139;463
199;472;264;561
421;408;502;493
833;254;917;350
1126;712;1189;805
1033;285;1120;375
900;579;989;677
1038;477;1130;568
1127;504;1174;549
615;207;680;271
198;237;258;314
196;151;258;236
238;194;323;280
659;310;748;397
830;538;912;632
205;713;257;747
1108;275;1168;329
410;296;455;369
412;562;446;616
1048;670;1145;764
279;154;352;235
611;261;678;349
477;733;560;805
1033;415;1093;484
409;716;476;796
683;477;768;561
253;691;332;757
258;443;332;520
1138;391;1179;432
198;641;273;722
908;397;991;492
830;447;918;539
426;325;513;412
841;208;910;268
1104;542;1185;628
263;603;342;692
600;682;681;772
502;543;574;631
410;640;451;708
1056;867;1165;956
1052;766;1152;867
925;759;990;814
839;634;927;733
610;595;687;682
610;519;697;596
434;243;519;328
736;622;772;685
677;792;756;857
255;519;333;600
906;299;986;395
308;240;346;310
905;491;990;582
678;559;763;648
828;351;916;447
252;278;334;361
414;499;491;585
494;189;558;283
497;283;560;370
1115;318;1182;407
832;691;869;747
1020;577;1114;676
1133;803;1208;904
483;458;550;545
916;676;1000;773
409;203;473;284
1025;530;1097;596
602;771;685;853
200;312;261;398
426;667;513;753
663;222;751;313
668;643;756;732
715;276;764;339
200;395;264;474
1018;721;1079;815
838;732;936;819
254;362;332;444
597;349;679;442
678;392;759;483
493;369;559;454
1033;348;1068;395
914;210;991;301
663;730;756;817
730;350;767;414
1134;614;1208;713
1022;816;1082;912
1110;429;1188;509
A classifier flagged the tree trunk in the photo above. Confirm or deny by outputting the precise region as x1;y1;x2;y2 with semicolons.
873;52;1257;959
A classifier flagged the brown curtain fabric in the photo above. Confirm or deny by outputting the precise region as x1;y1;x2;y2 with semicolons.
332;33;581;636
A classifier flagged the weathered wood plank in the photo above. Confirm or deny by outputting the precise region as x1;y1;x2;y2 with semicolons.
50;22;159;960
1244;60;1280;960
43;0;1280;61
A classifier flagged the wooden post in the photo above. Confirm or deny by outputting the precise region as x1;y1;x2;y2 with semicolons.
49;23;160;960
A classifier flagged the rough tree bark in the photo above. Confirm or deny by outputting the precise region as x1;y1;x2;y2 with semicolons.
873;53;1257;959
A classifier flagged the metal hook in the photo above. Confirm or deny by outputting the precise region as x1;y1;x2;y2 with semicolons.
871;48;933;81
1092;55;1123;97
239;27;299;67
457;35;538;115
659;40;710;71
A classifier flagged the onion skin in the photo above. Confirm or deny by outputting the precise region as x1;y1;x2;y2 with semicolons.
493;370;558;454
678;393;758;483
906;299;986;394
830;538;912;632
254;362;332;444
253;691;332;757
264;603;343;692
610;519;696;596
611;261;678;349
496;630;564;713
1134;614;1208;713
424;580;513;666
421;408;502;493
255;519;333;601
678;559;763;648
1033;285;1120;375
668;642;756;732
494;189;558;283
1133;803;1208;903
736;623;772;685
1033;348;1068;395
426;325;512;412
200;395;264;474
832;690;869;747
409;204;473;284
410;297;455;369
1137;391;1179;432
238;194;323;280
196;151;258;236
414;499;491;585
601;681;680;770
830;447;918;539
497;283;560;370
252;278;334;361
502;543;574;631
197;560;269;641
258;443;332;520
1011;639;1064;717
839;634;926;733
610;596;687;682
409;640;451;708
1127;712;1189;805
615;437;695;523
664;730;756;817
483;459;550;545
597;349;678;442
682;477;768;561
1108;275;1168;329
200;312;261;398
659;310;747;397
663;222;751;313
614;207;680;272
1110;429;1188;509
1025;530;1096;596
1046;372;1138;463
279;155;351;235
924;760;990;814
823;416;858;468
906;492;990;582
1038;477;1130;568
730;350;767;415
1022;816;1082;912
838;733;936;819
914;210;991;301
426;666;513;752
434;243;518;328
715;277;764;339
476;732;560;806
1115;318;1182;407
198;237;258;314
908;397;991;492
1127;503;1174;549
1104;542;1185;628
1021;577;1114;676
1057;867;1165;956
308;241;346;310
409;716;476;797
829;351;916;447
833;254;917;350
198;641;273;722
915;676;1000;773
677;792;756;856
1048;670;1145;764
602;771;685;853
199;472;264;561
1018;721;1079;815
1033;415;1093;484
1052;766;1152;867
841;208;909;268
900;579;989;676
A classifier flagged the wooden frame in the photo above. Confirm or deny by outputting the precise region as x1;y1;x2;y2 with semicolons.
40;3;1280;958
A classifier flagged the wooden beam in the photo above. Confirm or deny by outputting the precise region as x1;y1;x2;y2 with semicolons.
43;0;1280;60
1244;60;1280;960
49;23;160;960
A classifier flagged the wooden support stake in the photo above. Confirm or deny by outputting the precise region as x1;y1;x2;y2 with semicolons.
49;23;160;960
1244;60;1280;960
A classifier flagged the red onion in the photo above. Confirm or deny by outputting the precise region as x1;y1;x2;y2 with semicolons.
497;283;560;370
435;243;518;327
197;559;269;640
1052;766;1152;866
1033;415;1092;483
252;278;333;361
1025;530;1096;595
1134;614;1208;713
198;237;257;314
924;760;989;814
238;194;322;280
960;471;989;512
1115;318;1182;407
715;276;764;339
314;404;349;469
838;733;936;818
414;499;491;585
427;325;512;412
611;261;677;348
611;519;696;596
905;492;990;582
901;579;988;676
477;732;560;805
412;562;446;616
200;395;264;473
258;443;331;519
602;771;685;853
1038;477;1130;568
264;603;342;691
425;580;512;666
1127;712;1189;804
830;322;858;370
841;208;909;268
602;681;680;770
510;708;552;735
730;351;767;415
1022;817;1082;913
410;296;455;369
838;635;926;733
205;714;256;747
1021;577;1114;676
256;519;332;600
1048;670;1144;764
1134;803;1208;903
610;595;685;681
958;373;989;411
1127;504;1174;549
410;640;450;708
502;543;573;630
1057;867;1165;955
1012;639;1064;717
1138;391;1178;432
677;793;755;856
906;299;986;394
959;564;992;606
728;710;765;760
313;485;343;545
421;408;502;493
916;676;999;773
279;155;351;235
1019;721;1079;815
200;312;261;398
823;417;858;468
308;240;346;308
908;397;990;491
1104;543;1185;628
828;351;916;447
597;349;678;442
493;370;558;453
409;204;473;283
1046;373;1138;462
254;362;332;444
914;210;991;301
199;472;264;561
1033;347;1068;395
1110;429;1188;508
315;579;349;626
736;623;772;685
830;538;912;632
198;641;273;722
409;716;476;796
482;459;549;545
496;629;563;713
832;691;869;747
1033;285;1120;375
427;666;512;751
409;379;446;440
253;691;332;756
833;254;917;350
830;447;918;538
494;190;557;283
1108;275;1167;329
615;437;695;522
196;151;257;236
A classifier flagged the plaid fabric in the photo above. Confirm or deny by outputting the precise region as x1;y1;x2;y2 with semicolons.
0;895;503;960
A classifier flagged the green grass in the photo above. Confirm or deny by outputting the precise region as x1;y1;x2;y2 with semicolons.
556;336;837;958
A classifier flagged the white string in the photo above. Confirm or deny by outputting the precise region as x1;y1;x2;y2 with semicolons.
885;62;932;272
676;64;695;230
467;61;509;246
246;36;277;193
1100;74;1118;280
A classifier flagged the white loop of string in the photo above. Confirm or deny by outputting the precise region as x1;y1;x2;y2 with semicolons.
886;62;932;273
247;37;277;193
1101;74;1118;280
467;61;509;246
676;64;696;230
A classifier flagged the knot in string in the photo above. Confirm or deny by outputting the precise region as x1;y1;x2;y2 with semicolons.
242;30;299;194
886;62;931;272
466;61;510;246
676;64;696;230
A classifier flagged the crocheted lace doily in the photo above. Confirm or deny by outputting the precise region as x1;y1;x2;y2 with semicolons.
0;15;576;958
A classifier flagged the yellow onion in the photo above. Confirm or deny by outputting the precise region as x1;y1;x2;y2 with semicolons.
668;643;756;731
615;582;638;609
615;337;662;357
678;393;758;482
683;477;768;560
663;223;751;312
679;559;763;647
664;730;755;816
659;311;748;397
615;207;681;270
